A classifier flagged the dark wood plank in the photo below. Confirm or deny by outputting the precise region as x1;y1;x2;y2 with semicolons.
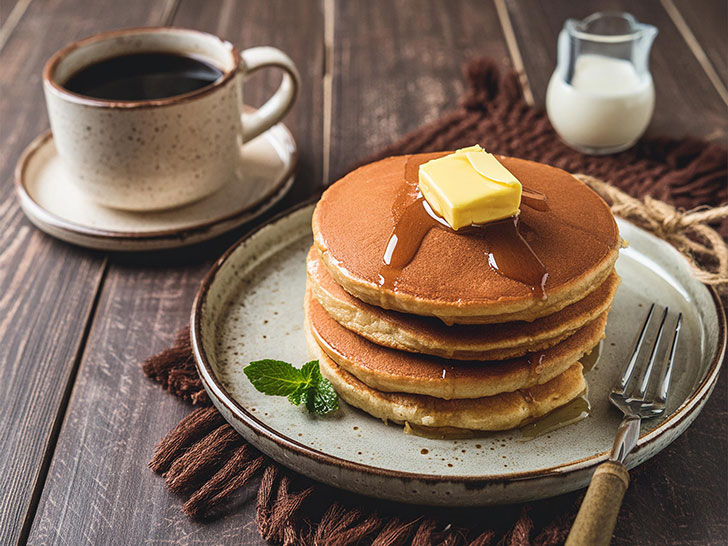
27;264;269;546
0;0;24;41
1;1;15;24
505;0;728;143
329;0;512;180
0;1;171;544
672;0;728;93
27;1;323;544
0;0;22;27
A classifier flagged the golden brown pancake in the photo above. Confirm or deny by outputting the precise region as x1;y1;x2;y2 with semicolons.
305;288;605;399
309;336;587;431
307;245;619;360
312;153;620;324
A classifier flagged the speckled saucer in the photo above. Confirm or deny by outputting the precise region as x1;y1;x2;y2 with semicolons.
14;118;296;251
192;203;725;506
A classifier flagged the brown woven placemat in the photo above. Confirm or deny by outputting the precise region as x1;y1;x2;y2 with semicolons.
143;59;728;545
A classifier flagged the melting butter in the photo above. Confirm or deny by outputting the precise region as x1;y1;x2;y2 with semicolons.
417;145;522;230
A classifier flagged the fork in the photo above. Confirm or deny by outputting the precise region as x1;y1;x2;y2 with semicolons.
565;304;682;546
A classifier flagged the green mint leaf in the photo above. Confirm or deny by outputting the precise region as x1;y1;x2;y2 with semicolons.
244;360;305;396
244;359;339;416
306;377;339;415
301;360;321;384
298;388;311;409
287;384;309;406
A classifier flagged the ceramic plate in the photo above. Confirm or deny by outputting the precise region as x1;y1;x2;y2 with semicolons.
14;111;296;251
191;203;725;506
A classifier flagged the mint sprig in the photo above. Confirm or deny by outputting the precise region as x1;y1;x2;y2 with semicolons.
244;359;339;415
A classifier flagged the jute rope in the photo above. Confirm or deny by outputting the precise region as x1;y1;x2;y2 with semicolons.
575;174;728;294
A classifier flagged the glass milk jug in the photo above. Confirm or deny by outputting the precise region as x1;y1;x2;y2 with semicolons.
546;12;657;155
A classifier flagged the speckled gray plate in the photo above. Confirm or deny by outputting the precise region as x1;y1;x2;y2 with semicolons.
191;202;725;506
15;113;296;251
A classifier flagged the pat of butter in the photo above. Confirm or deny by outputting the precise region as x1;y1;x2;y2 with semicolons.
418;145;522;230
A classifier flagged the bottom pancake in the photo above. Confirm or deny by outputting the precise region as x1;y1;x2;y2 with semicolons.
307;328;587;431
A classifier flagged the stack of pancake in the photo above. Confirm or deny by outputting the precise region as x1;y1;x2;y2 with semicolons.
305;153;621;435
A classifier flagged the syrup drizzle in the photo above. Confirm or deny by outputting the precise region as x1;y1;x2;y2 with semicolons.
516;343;601;440
579;342;602;372
519;392;591;440
521;187;549;211
378;155;550;296
401;390;592;441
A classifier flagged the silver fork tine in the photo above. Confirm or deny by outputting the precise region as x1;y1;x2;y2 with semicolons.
616;303;656;393
657;313;682;405
634;306;670;399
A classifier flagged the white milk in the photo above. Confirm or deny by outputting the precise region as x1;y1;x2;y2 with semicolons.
546;54;654;153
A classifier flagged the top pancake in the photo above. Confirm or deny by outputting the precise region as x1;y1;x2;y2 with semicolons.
313;153;620;323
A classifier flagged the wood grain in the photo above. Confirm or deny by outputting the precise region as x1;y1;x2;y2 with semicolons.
0;0;30;51
27;1;323;544
328;0;512;180
504;0;728;143
671;0;728;93
174;0;325;204
0;0;171;544
0;0;20;25
26;263;270;546
566;461;631;546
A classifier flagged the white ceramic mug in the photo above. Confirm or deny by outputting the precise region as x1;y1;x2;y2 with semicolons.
43;27;299;211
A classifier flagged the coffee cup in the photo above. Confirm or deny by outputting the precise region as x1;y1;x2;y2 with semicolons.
42;27;299;211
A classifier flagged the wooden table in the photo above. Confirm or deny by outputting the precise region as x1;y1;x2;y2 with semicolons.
1;1;726;544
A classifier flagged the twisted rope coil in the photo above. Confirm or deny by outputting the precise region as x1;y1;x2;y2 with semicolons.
576;173;728;294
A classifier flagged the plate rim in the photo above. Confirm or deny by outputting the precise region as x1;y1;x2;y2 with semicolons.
191;200;726;486
14;118;297;244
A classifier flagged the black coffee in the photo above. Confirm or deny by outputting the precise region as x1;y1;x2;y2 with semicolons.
62;52;224;101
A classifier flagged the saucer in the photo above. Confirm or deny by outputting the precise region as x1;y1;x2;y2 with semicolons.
14;119;296;251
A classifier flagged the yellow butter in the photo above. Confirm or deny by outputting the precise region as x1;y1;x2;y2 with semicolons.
418;145;522;230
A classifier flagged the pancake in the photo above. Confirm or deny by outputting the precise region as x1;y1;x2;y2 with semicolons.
307;245;619;360
305;288;605;399
309;335;587;431
312;153;621;324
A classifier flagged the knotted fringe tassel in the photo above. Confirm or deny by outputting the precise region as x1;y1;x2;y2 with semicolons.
142;328;207;404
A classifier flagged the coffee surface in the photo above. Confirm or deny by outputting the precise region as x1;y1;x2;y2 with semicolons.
62;52;224;101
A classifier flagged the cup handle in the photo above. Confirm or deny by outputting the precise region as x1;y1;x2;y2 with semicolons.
239;46;300;142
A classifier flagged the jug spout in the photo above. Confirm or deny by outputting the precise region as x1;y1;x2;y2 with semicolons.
559;11;658;80
633;21;657;75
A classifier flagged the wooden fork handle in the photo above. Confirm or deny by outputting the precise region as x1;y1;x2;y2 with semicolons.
565;460;630;546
